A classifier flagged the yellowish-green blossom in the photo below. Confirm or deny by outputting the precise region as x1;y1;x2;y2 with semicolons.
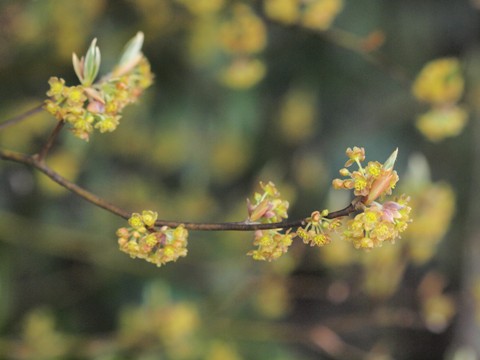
118;213;188;267
44;33;153;141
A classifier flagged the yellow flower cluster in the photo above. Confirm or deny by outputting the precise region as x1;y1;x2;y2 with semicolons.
44;34;153;141
218;4;267;89
117;211;188;267
412;58;468;142
343;195;411;249
332;146;399;204
248;229;294;261
334;147;411;249
247;181;291;261
247;181;289;223
296;210;340;247
416;106;468;142
264;0;344;30
412;58;464;104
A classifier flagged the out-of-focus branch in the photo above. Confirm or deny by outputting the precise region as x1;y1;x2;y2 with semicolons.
0;104;44;131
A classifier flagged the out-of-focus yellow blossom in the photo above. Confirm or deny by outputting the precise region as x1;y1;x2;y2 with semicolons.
129;0;173;34
13;2;106;60
118;212;188;266
301;0;344;31
412;58;464;104
404;183;455;264
293;151;328;191
219;57;266;89
188;17;222;66
361;245;403;298
421;294;456;333
175;0;224;16
264;0;301;25
206;341;243;360
254;277;290;318
219;4;267;55
158;303;200;346
21;308;70;359
416;105;468;142
118;286;199;358
209;133;252;183
278;88;317;144
418;273;455;333
151;125;193;173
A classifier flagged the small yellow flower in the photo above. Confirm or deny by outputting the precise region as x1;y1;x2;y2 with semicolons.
144;233;158;247
163;245;176;259
44;100;61;118
173;225;188;241
344;146;365;167
95;116;119;133
352;171;369;196
339;168;350;176
141;210;158;227
46;77;66;99
128;213;144;229
363;208;380;231
366;161;382;178
311;233;330;247
65;86;87;104
370;221;394;242
261;181;280;197
332;178;345;189
358;237;374;249
116;227;130;238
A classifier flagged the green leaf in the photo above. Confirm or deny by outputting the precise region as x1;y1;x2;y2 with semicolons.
383;148;398;170
83;38;101;86
118;32;144;67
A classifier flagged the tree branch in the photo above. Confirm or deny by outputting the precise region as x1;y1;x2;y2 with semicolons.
33;120;65;163
0;149;359;232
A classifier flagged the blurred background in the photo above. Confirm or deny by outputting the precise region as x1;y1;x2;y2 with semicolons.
1;0;480;359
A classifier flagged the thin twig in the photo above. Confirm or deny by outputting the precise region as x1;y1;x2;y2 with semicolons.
263;13;413;86
1;149;131;219
0;149;359;231
323;27;413;85
0;104;44;131
34;120;65;163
